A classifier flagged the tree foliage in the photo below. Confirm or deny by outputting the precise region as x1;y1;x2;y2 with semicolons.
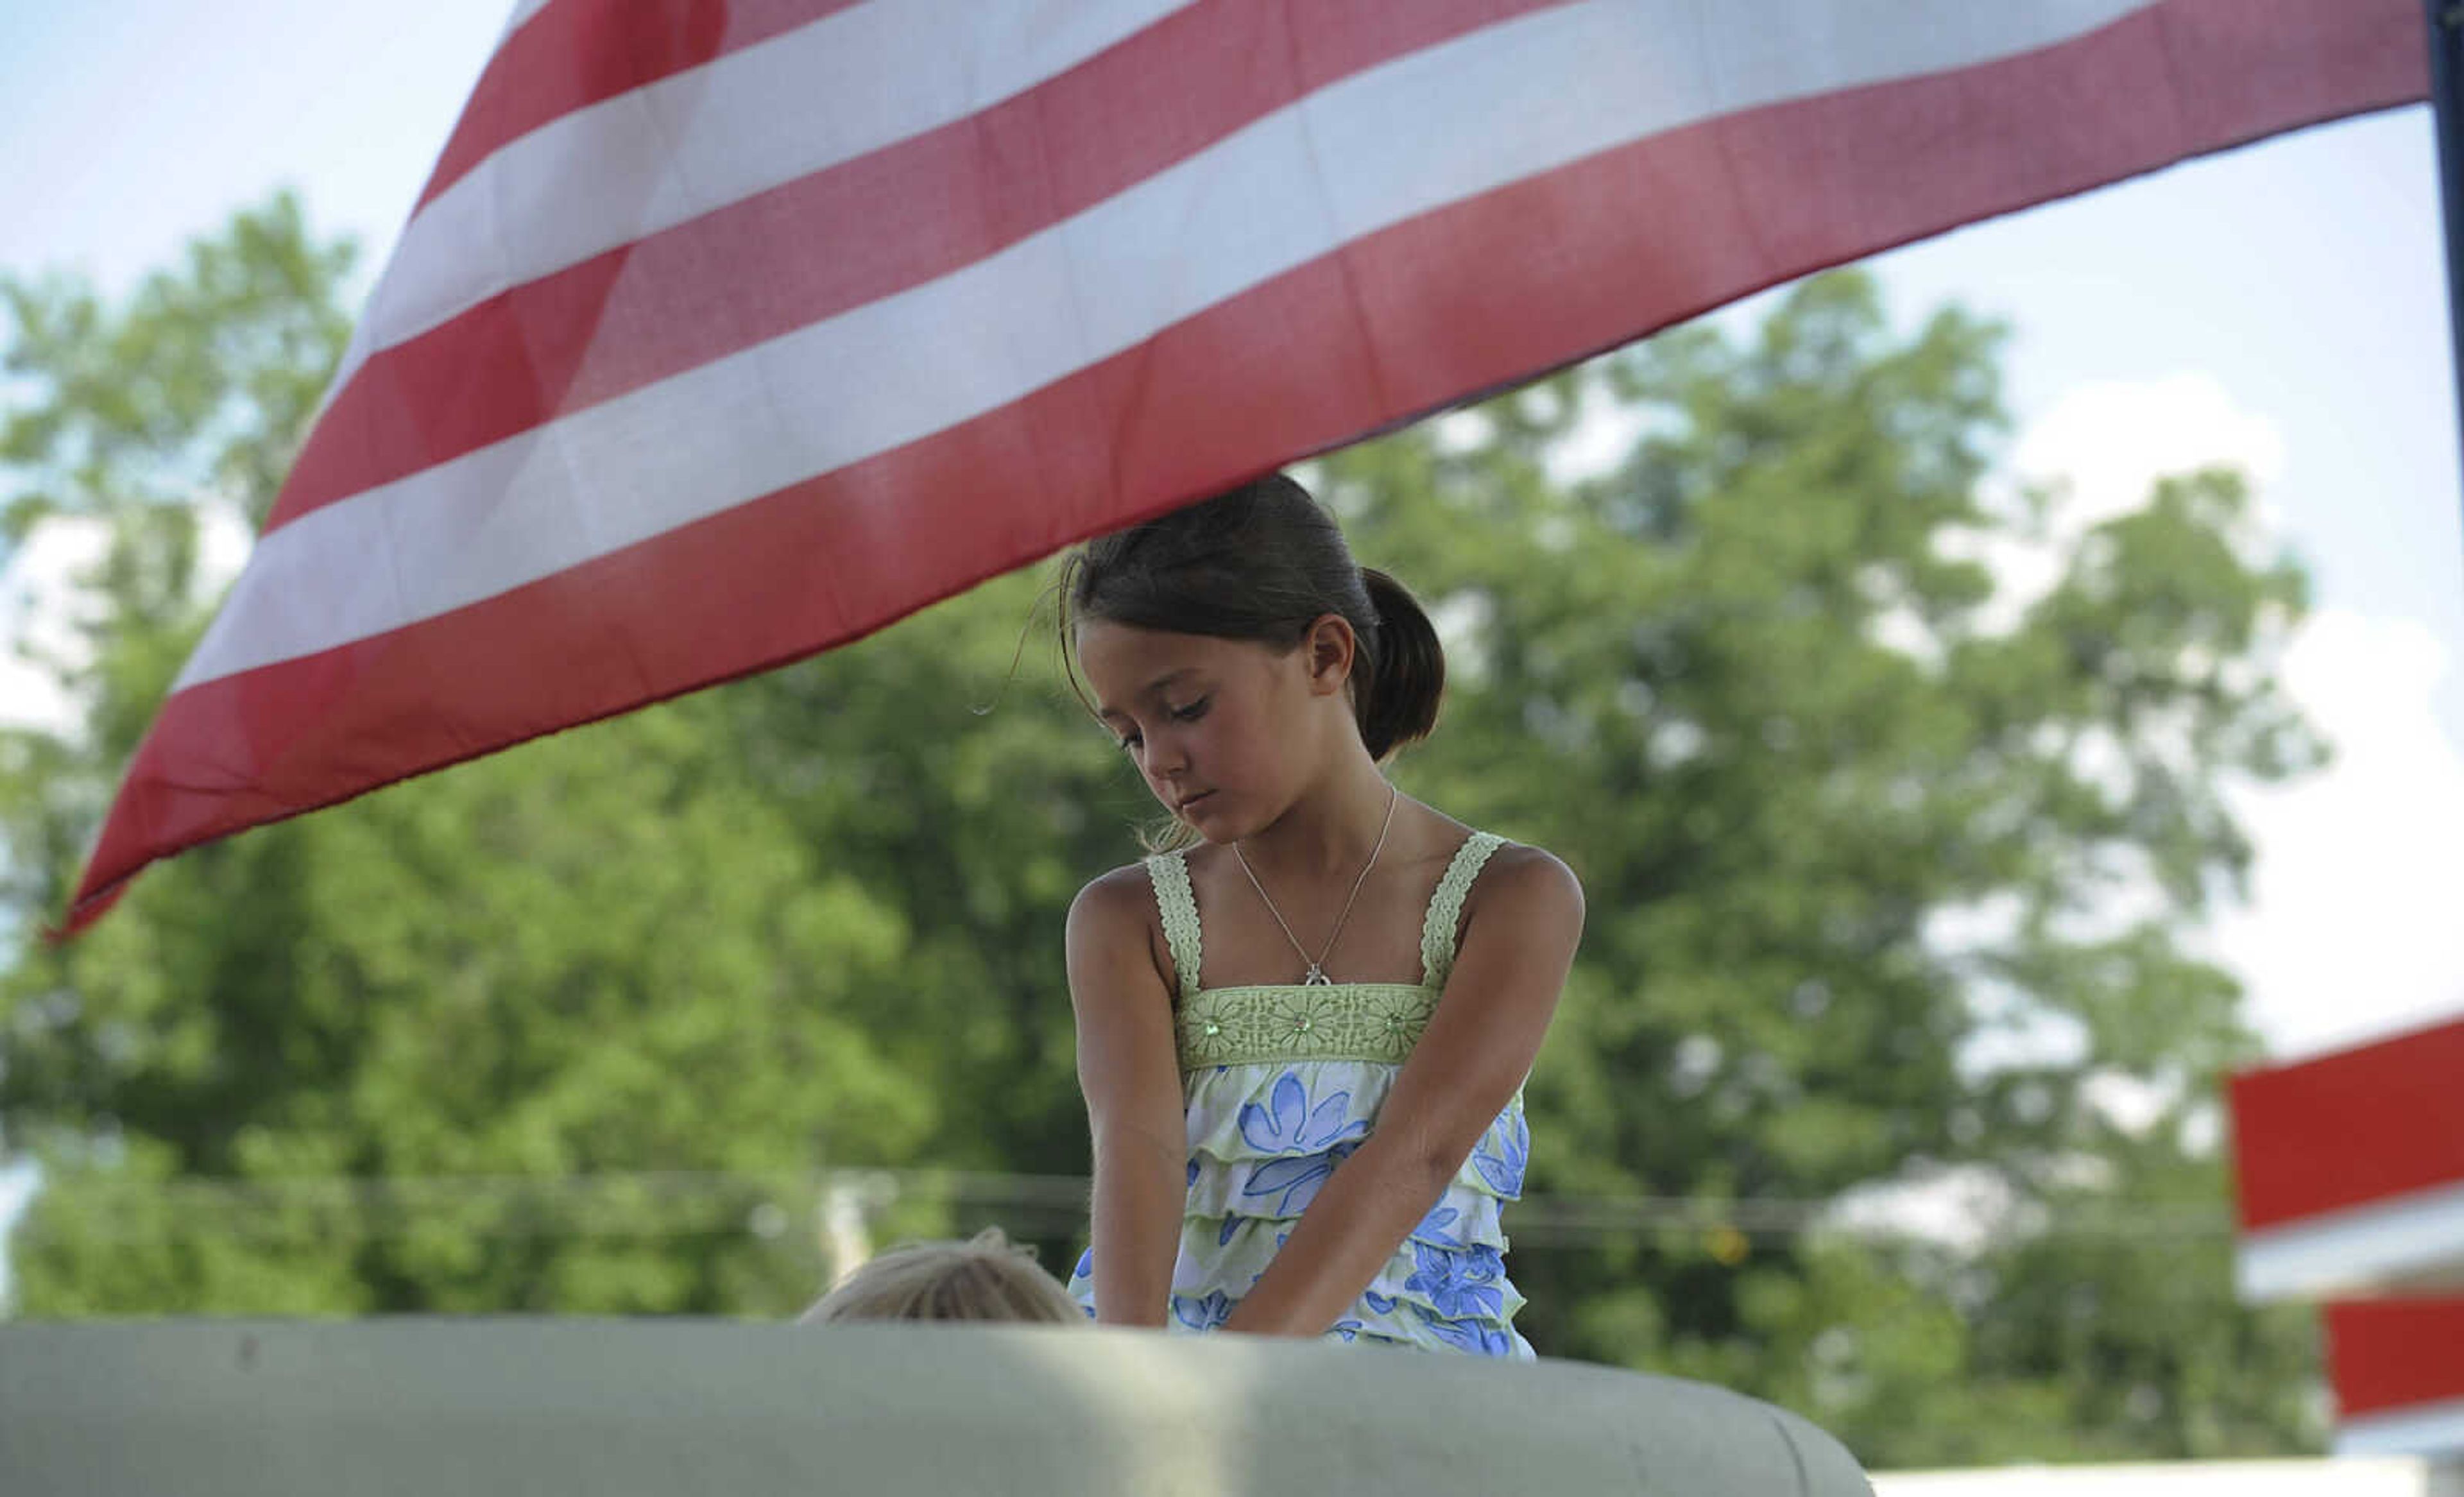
0;199;2323;1464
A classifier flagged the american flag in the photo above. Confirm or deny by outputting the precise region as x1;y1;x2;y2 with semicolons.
67;0;2422;931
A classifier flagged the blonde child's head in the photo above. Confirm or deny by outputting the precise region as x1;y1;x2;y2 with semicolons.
797;1228;1084;1326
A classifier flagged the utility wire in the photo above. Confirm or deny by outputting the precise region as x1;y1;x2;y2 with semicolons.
6;1167;2234;1248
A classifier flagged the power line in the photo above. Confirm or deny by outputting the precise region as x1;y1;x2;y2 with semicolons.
6;1167;2234;1248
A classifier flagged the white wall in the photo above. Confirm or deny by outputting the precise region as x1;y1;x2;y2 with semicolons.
1874;1457;2444;1497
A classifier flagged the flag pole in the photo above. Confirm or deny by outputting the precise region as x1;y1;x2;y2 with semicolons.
2431;1;2464;562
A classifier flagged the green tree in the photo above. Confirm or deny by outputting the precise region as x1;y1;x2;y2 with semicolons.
1;201;2325;1466
0;198;951;1313
1313;275;2323;1462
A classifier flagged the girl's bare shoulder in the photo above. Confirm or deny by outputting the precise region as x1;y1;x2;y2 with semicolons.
1466;839;1585;923
1066;860;1182;994
1070;859;1165;936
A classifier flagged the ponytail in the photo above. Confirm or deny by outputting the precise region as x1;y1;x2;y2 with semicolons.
1355;567;1444;760
1065;473;1450;763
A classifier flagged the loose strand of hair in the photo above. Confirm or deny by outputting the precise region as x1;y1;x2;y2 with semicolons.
978;563;1074;719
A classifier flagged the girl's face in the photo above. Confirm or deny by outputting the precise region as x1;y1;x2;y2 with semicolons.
1075;619;1348;841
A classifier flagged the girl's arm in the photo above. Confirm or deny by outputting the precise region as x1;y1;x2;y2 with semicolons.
1221;846;1584;1338
1066;868;1188;1328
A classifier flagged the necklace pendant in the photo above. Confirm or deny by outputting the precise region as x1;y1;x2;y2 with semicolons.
1302;964;1330;987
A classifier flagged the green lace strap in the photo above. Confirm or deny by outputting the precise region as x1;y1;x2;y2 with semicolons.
1420;832;1505;989
1145;851;1203;1001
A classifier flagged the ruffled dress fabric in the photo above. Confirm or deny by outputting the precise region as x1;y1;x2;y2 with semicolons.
1066;832;1535;1358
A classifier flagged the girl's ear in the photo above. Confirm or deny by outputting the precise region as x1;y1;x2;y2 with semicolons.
1301;614;1356;697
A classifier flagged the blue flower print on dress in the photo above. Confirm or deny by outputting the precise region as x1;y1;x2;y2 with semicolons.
1187;1158;1201;1188
1242;1141;1360;1215
1414;1306;1515;1357
1404;1241;1506;1321
1238;1073;1371;1156
1073;1247;1094;1281
1362;1290;1398;1315
1415;1203;1464;1247
1330;1320;1363;1342
1471;1108;1530;1197
1172;1290;1235;1332
1235;1072;1372;1215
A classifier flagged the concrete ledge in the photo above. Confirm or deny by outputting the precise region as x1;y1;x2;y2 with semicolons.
0;1319;1871;1495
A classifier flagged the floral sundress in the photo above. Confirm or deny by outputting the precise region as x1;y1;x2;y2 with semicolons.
1068;830;1535;1358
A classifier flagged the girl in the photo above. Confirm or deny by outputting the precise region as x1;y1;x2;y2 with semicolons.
1059;472;1584;1356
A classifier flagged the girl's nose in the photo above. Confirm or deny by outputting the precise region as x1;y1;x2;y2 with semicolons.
1149;757;1190;798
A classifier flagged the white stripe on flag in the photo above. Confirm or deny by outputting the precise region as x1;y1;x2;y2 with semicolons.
2236;1178;2464;1301
2335;1396;2464;1460
327;0;1196;404
1697;0;2153;103
185;0;2159;692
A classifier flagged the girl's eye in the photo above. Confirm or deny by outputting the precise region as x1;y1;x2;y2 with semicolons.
1113;697;1204;752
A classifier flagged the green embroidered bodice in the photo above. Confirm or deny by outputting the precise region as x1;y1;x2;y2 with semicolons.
1149;832;1503;1072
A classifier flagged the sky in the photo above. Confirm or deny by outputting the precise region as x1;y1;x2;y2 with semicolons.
0;3;2458;1079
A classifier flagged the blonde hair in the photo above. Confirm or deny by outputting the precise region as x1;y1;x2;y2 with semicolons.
797;1228;1084;1326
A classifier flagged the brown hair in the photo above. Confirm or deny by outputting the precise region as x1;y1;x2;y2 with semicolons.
1059;472;1445;761
797;1228;1083;1326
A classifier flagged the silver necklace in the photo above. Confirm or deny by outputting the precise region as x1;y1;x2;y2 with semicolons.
1232;783;1399;986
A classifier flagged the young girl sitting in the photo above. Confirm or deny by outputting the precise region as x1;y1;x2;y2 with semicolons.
1059;473;1585;1356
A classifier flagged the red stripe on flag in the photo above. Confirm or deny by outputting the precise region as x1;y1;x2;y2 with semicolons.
417;0;869;213
277;0;1569;536
2327;1298;2464;1419
2230;1017;2464;1233
2160;0;2427;143
64;0;2427;931
77;259;1392;913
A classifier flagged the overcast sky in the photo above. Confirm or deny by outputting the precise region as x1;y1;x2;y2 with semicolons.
1;2;2459;1066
